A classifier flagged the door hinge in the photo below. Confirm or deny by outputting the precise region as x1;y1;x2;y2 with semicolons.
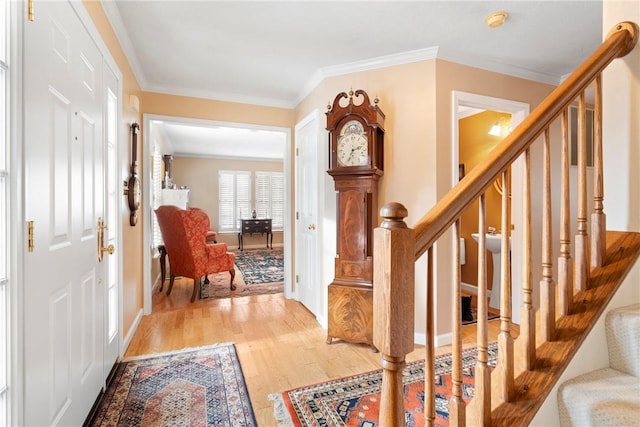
295;275;299;283
296;148;299;156
27;221;34;252
28;0;35;21
296;211;299;220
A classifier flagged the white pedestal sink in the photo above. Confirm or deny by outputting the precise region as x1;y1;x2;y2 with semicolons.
471;233;510;310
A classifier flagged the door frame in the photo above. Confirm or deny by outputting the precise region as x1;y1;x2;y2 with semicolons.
141;114;292;314
11;1;124;424
451;91;529;324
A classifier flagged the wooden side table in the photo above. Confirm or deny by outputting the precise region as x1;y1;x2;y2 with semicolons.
238;218;272;251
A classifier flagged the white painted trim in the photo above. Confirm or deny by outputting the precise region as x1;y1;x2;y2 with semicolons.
99;0;146;88
121;308;144;354
413;332;454;348
438;50;561;86
461;282;479;295
10;2;25;425
143;85;293;110
293;109;324;320
296;47;439;106
171;152;284;162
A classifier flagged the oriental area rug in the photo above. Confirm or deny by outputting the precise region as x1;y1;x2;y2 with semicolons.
91;343;256;426
270;343;498;427
200;249;284;299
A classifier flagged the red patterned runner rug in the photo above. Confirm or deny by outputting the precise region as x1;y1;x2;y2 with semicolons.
270;342;498;426
91;343;256;426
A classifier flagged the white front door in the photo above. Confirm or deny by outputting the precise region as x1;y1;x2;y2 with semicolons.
23;1;107;424
295;112;321;318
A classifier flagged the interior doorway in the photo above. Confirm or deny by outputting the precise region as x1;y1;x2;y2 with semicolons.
141;115;292;314
452;91;529;324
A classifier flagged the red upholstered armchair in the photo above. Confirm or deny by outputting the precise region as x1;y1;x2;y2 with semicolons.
155;205;235;302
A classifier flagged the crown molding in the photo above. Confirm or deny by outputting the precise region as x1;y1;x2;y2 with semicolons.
295;47;439;106
101;0;148;89
438;49;562;86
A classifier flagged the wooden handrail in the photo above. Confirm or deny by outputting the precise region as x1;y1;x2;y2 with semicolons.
413;22;638;260
374;20;638;427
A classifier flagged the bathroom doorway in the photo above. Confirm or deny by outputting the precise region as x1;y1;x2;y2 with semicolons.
452;91;529;324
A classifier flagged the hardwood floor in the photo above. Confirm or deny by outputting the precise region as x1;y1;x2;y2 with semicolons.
125;277;512;425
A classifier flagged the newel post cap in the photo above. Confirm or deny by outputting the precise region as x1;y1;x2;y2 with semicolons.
380;202;408;229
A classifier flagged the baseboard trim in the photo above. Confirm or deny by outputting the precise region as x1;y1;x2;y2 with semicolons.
413;331;453;347
462;282;479;295
122;308;143;355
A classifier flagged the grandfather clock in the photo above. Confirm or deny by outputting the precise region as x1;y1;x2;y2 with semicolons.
326;89;384;349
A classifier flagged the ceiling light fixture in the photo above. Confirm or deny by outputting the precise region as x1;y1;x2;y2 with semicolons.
485;11;508;28
488;122;502;136
488;116;512;137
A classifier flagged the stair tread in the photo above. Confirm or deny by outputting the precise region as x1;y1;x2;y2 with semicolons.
489;231;640;427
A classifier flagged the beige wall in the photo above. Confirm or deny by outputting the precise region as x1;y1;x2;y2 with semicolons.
171;156;284;249
295;61;438;335
296;59;557;339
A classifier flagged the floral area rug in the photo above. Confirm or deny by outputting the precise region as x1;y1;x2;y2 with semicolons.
91;343;256;426
234;248;284;284
200;249;284;299
270;343;498;427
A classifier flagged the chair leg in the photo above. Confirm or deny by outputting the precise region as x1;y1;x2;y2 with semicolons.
191;278;200;302
167;275;176;295
158;245;167;292
230;268;236;291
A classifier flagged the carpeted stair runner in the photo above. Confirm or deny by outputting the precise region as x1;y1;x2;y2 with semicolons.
557;303;640;426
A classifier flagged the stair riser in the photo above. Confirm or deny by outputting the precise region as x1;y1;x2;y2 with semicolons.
606;303;640;377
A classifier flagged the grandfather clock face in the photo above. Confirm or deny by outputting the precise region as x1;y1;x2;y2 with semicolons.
337;120;369;167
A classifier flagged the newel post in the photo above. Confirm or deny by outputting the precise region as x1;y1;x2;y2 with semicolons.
373;202;415;426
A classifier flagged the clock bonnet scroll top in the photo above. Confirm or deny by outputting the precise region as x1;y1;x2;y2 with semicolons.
326;89;385;175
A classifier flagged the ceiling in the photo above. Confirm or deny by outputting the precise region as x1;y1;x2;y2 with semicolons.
103;1;603;159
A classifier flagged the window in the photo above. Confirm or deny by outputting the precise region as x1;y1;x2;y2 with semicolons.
218;170;284;232
256;172;284;229
218;171;251;232
151;146;163;247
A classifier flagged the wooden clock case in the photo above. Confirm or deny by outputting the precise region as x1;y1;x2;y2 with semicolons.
325;89;385;349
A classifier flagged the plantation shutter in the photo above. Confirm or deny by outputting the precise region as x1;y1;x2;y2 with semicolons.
255;172;284;230
151;149;163;247
270;174;284;229
218;170;251;232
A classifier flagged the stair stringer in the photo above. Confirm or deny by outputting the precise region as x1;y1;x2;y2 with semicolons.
529;261;640;426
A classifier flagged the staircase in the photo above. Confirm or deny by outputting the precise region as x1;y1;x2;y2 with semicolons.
557;304;640;426
372;21;640;427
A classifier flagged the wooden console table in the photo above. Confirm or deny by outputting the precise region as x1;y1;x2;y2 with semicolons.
238;218;272;251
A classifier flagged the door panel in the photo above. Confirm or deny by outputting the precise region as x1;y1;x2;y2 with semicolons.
295;113;320;318
24;1;105;424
